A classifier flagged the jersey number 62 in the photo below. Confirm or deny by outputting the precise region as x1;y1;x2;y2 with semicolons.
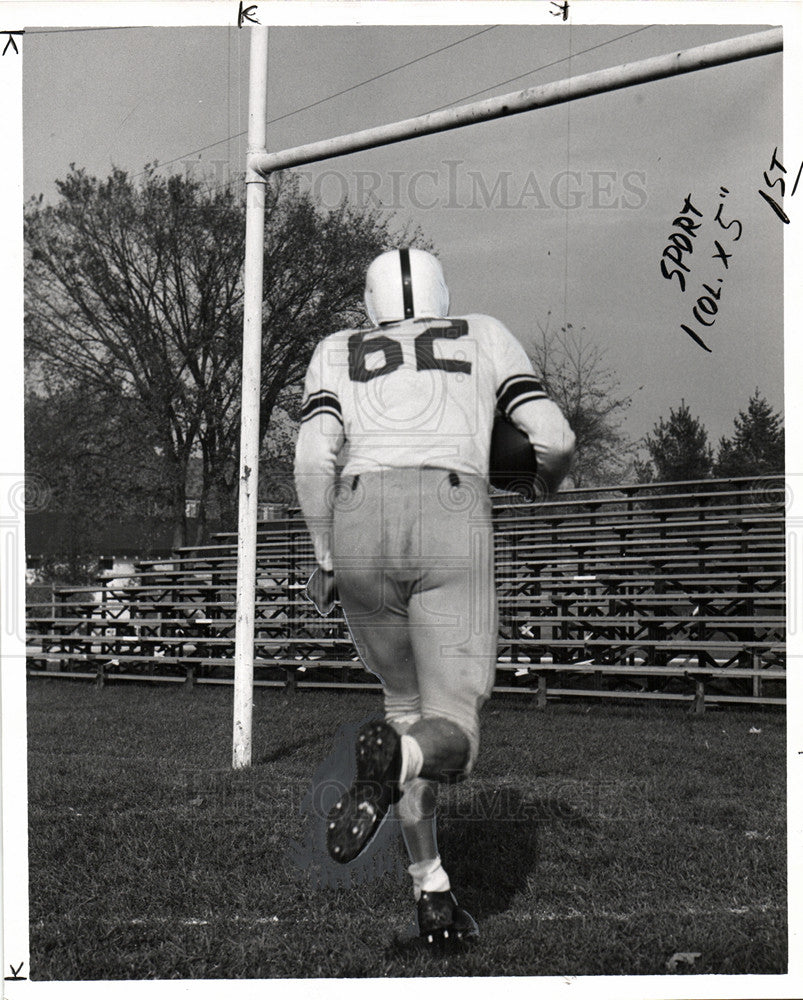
347;320;472;383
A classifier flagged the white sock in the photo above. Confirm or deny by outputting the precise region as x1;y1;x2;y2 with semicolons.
408;857;451;901
399;734;424;784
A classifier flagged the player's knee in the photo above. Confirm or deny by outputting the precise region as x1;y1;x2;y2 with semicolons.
409;716;473;783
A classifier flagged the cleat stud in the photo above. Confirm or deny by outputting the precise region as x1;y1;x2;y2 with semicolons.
351;826;359;835
427;935;433;944
328;822;335;829
443;930;449;939
377;738;382;746
333;846;341;854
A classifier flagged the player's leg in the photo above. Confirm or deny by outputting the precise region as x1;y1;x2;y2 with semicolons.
403;471;498;782
396;768;479;947
327;472;425;864
397;777;438;861
334;561;465;938
395;572;493;947
324;568;419;864
334;470;490;786
396;471;495;946
324;621;468;882
332;470;422;722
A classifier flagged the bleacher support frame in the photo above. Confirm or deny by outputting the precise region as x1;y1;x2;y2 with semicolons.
27;475;786;715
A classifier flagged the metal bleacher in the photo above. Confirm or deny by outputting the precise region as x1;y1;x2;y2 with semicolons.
26;475;786;711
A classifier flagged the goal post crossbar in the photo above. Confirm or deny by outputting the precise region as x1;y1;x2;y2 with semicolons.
233;25;782;768
249;28;782;176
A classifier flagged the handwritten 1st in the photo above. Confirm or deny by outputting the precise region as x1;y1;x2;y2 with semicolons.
758;146;803;224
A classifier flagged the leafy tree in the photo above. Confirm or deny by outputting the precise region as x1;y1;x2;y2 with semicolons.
528;317;637;487
25;166;415;544
24;382;172;578
641;399;713;482
259;405;300;507
714;389;784;477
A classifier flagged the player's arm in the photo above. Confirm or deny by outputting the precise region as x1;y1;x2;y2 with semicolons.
293;340;346;572
493;326;576;495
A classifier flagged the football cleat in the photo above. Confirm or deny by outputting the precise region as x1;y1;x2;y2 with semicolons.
417;890;479;950
326;720;402;864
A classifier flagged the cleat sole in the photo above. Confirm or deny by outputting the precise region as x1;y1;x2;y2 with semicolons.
325;720;401;864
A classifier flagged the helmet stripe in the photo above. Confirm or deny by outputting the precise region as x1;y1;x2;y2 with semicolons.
399;248;414;318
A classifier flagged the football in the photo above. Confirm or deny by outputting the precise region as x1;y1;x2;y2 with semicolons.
488;414;543;500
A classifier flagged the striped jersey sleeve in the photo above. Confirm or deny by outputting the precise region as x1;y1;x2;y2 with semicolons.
299;340;343;427
301;389;342;425
492;324;548;418
496;373;548;419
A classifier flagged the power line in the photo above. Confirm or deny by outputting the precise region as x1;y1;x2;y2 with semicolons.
266;25;499;127
46;25;650;187
198;25;660;199
136;26;498;177
168;25;655;189
425;26;654;114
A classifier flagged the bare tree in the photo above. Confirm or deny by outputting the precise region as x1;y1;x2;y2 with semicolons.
25;166;414;544
528;316;636;487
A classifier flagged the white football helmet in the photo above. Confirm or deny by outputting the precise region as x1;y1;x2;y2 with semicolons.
364;248;450;326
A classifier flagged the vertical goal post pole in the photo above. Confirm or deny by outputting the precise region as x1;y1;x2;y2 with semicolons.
233;24;269;770
232;26;782;768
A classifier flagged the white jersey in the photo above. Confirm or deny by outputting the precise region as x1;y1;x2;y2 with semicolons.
294;313;574;569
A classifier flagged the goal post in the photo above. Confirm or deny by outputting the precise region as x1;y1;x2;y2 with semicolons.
232;25;782;768
233;24;269;769
249;28;781;176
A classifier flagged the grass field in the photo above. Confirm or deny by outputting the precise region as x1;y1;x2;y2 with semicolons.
27;680;786;979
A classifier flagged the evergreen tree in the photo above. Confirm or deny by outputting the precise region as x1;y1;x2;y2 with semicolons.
641;400;713;482
714;389;784;477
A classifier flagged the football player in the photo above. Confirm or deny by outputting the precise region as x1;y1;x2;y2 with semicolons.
294;248;575;948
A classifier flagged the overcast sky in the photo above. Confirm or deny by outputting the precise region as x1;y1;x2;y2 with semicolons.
3;5;801;996
22;18;786;449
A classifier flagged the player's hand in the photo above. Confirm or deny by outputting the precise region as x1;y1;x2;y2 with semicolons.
304;567;339;616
